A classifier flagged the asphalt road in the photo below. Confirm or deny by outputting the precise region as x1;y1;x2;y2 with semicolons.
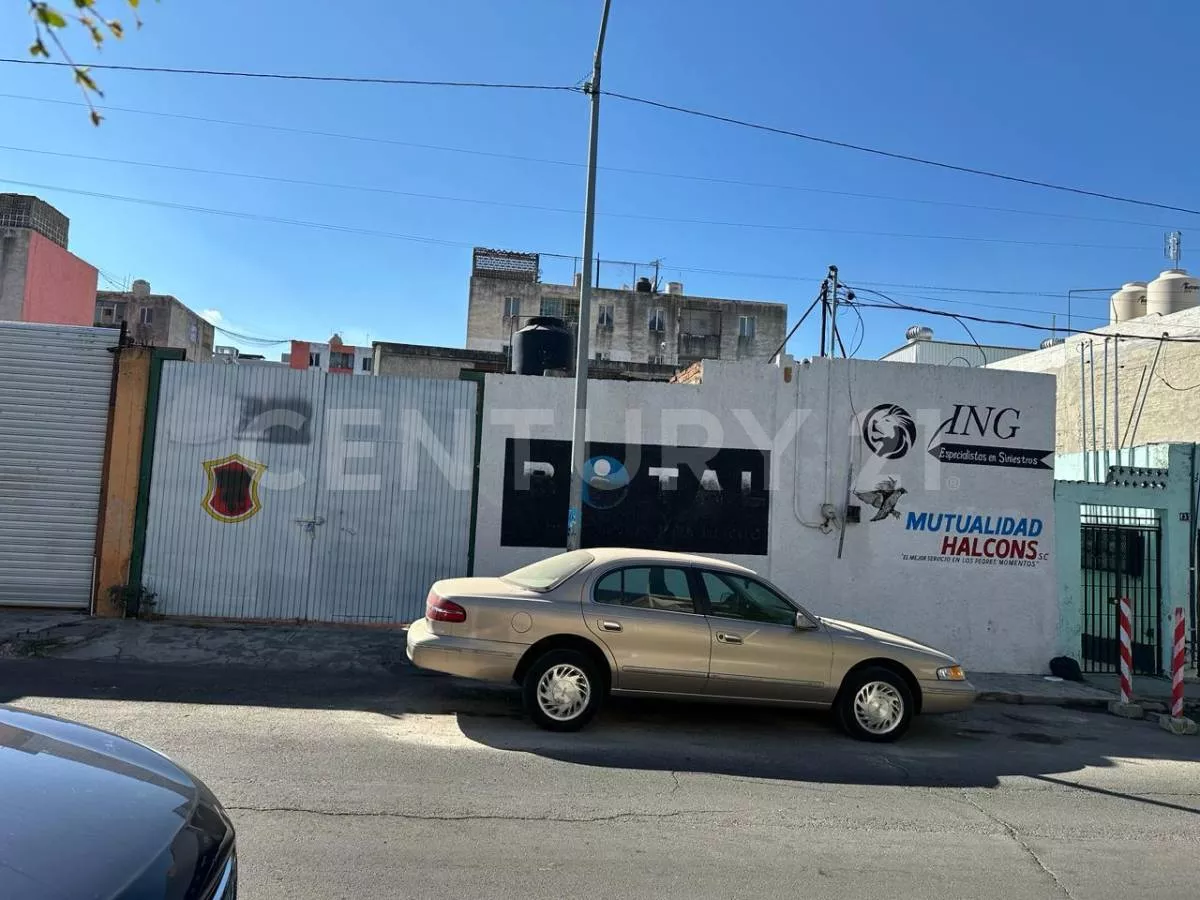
3;658;1200;900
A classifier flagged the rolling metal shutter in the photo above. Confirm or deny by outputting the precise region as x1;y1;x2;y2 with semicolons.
0;323;115;607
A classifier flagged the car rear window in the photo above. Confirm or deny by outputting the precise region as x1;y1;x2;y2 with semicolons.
502;550;594;591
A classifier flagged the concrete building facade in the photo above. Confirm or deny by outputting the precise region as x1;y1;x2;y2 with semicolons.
372;340;683;382
286;334;373;375
988;304;1200;464
95;280;215;360
0;194;98;326
472;357;1058;673
464;248;788;368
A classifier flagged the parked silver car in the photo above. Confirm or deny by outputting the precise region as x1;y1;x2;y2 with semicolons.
407;548;975;740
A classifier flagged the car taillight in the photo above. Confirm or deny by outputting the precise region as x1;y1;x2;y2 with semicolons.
426;592;466;623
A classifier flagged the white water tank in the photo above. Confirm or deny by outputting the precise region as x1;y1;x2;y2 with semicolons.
1109;281;1147;324
1147;269;1200;317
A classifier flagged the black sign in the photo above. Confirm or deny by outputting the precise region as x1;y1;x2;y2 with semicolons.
502;439;770;555
927;442;1052;469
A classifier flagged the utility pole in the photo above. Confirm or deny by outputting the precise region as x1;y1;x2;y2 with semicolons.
818;280;828;358
566;0;613;551
827;265;839;356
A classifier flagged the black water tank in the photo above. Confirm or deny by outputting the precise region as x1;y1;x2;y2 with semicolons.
512;316;572;375
635;277;653;293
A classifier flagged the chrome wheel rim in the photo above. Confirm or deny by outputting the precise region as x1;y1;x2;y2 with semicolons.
536;663;591;721
853;681;904;734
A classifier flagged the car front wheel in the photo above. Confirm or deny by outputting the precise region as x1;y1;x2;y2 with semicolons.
836;666;914;742
523;649;604;732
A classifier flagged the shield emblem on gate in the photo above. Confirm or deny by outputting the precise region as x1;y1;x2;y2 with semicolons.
201;454;266;524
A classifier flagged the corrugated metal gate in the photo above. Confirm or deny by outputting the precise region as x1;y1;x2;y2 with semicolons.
0;323;115;608
141;363;476;623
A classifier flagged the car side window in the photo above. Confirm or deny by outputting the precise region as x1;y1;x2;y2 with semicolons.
700;571;797;626
593;566;697;614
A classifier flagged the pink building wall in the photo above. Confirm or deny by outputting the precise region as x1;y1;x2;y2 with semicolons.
21;231;98;326
289;340;311;370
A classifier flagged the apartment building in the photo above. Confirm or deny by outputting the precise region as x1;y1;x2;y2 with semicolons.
464;248;788;368
94;279;215;360
285;334;373;374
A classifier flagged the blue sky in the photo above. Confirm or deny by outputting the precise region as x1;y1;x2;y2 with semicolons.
1;0;1196;358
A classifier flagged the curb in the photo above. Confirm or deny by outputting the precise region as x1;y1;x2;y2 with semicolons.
976;690;1112;709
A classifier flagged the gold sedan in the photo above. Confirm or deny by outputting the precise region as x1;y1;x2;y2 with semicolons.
407;548;975;741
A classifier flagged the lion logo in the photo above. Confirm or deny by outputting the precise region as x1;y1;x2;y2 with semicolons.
861;404;916;460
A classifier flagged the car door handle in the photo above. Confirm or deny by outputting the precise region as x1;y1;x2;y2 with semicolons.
599;620;623;632
716;632;743;644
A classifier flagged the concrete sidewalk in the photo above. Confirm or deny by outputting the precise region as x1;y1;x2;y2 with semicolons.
0;612;407;675
0;611;1190;711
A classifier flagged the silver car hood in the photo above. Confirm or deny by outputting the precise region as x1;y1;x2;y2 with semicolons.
819;617;954;663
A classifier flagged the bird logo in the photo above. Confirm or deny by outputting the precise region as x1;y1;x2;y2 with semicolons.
854;477;907;522
862;404;916;459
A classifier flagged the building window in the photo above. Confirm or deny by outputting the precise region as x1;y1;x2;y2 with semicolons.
309;352;322;367
139;307;154;326
738;315;757;339
648;354;664;365
595;350;609;361
540;296;564;318
189;322;199;343
598;304;614;329
330;351;354;369
648;308;665;332
503;296;521;319
361;356;373;372
97;304;116;324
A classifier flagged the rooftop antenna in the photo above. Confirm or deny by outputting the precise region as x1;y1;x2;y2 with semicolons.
1165;230;1183;267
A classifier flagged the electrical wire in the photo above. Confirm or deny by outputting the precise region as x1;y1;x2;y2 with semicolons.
852;285;987;363
0;58;579;91
211;325;291;345
845;294;1200;343
0;92;1178;232
603;90;1200;217
0;145;1159;252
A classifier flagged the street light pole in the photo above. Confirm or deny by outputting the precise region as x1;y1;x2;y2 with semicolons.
566;0;613;551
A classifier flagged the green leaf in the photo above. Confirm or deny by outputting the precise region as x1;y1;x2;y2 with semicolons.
72;0;96;8
126;0;139;7
74;66;99;92
28;39;49;57
81;15;104;44
36;5;68;27
107;18;124;37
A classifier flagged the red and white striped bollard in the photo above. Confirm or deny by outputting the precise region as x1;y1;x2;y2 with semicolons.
1118;596;1133;705
1171;607;1185;720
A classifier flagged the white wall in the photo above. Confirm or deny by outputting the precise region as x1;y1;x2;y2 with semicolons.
476;358;1058;673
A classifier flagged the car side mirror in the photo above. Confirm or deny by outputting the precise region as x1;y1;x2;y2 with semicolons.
794;612;817;630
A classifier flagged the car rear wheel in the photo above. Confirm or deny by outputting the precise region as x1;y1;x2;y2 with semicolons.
523;649;604;732
835;666;913;742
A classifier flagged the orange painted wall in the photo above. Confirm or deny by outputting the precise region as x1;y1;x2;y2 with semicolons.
22;231;99;325
290;339;310;369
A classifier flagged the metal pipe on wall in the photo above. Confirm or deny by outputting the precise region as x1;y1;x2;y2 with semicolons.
1079;342;1088;481
1102;338;1110;481
1089;341;1099;482
1113;337;1120;462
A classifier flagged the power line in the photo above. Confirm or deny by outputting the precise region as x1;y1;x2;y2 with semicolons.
603;91;1200;217
0;174;1151;320
0;153;1155;252
0;92;1179;232
0;58;579;91
844;292;1200;343
212;324;291;345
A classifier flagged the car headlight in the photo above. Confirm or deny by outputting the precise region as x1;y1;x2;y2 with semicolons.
937;665;966;681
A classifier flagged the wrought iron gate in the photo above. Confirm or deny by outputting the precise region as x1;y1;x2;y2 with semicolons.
1080;511;1162;674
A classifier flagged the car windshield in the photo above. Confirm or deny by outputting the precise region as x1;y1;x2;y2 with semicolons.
502;550;594;591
